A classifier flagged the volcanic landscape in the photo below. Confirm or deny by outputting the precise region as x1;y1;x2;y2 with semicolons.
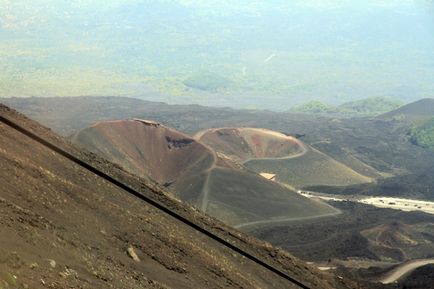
3;96;434;288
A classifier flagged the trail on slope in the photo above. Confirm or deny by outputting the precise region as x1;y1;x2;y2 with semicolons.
199;146;218;213
234;204;341;230
199;135;308;213
380;259;434;284
243;140;308;163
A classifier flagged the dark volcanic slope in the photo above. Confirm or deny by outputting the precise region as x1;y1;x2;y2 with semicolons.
379;98;434;122
397;264;434;289
251;201;434;268
0;105;361;289
244;146;372;188
72;120;338;227
205;167;339;228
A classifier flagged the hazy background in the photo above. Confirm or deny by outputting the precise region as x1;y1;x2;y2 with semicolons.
1;0;433;110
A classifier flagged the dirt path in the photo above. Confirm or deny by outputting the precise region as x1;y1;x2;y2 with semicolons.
234;209;342;231
196;128;308;214
199;146;218;213
200;170;212;212
243;139;308;164
380;259;434;284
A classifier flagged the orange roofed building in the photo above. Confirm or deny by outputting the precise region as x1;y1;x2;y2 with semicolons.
259;172;277;182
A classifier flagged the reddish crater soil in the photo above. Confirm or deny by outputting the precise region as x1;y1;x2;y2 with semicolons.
195;127;305;163
72;119;215;184
72;121;339;228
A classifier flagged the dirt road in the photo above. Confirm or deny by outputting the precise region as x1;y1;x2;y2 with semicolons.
234;208;341;230
380;259;434;284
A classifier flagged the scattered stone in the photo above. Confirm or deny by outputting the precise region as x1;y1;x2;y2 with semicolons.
127;246;140;262
30;262;39;269
49;259;56;268
59;267;78;278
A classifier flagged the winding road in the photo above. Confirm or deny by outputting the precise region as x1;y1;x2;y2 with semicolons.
380;259;434;284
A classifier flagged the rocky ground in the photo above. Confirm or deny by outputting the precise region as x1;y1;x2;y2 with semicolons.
0;103;361;289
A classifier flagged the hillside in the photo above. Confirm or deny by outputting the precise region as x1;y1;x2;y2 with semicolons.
338;97;404;116
72;120;338;227
251;201;434;287
410;117;434;150
290;101;338;114
245;146;372;189
71;119;215;185
0;104;361;289
197;128;373;189
396;264;434;289
5;96;434;201
310;142;382;179
379;98;434;122
196;127;305;163
291;97;404;117
361;221;434;260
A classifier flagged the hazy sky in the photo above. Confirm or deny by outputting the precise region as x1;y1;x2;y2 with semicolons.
1;0;433;109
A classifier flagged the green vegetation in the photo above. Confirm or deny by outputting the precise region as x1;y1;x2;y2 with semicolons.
411;118;434;150
292;101;337;114
0;272;18;288
292;97;404;116
339;97;404;116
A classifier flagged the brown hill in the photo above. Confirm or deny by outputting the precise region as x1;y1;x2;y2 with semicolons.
196;127;372;189
196;127;305;163
72;121;339;228
0;104;360;289
71;119;215;184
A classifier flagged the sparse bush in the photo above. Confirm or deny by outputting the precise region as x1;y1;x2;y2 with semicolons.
411;117;434;149
292;101;337;114
338;97;404;116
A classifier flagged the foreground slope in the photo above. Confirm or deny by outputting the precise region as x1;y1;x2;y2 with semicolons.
72;120;338;227
196;128;372;189
0;104;359;289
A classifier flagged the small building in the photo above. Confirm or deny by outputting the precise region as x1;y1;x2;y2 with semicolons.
260;172;277;182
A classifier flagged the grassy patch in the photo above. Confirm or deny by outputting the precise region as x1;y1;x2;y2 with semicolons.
411;117;434;150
